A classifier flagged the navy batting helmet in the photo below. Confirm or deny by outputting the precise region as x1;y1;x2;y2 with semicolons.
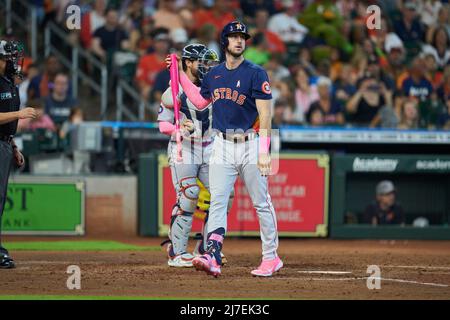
220;21;251;49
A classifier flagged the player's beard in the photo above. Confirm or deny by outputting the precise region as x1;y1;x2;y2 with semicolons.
190;67;201;86
226;46;245;58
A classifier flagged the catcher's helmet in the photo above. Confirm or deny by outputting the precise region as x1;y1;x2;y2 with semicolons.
197;47;219;82
220;21;251;50
182;43;207;61
182;43;219;82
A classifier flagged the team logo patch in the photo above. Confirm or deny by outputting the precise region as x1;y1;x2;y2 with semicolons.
0;92;12;100
261;81;271;94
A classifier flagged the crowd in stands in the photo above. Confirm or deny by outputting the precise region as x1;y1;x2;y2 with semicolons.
10;0;450;130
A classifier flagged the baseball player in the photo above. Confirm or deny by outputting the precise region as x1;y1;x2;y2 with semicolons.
158;44;232;267
168;21;283;277
0;40;37;269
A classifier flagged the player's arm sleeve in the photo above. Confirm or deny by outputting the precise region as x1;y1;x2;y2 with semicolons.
161;86;175;108
157;101;175;123
179;72;211;109
159;121;176;135
251;69;273;100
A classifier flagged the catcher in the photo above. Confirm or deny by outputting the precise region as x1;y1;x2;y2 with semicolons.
158;44;232;267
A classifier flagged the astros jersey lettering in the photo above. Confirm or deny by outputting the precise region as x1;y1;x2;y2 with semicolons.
200;60;272;133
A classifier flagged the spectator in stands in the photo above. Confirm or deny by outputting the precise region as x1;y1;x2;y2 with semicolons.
170;28;188;52
398;98;419;129
418;91;446;128
19;64;39;108
425;3;450;43
346;74;392;127
422;27;450;70
240;0;277;19
244;32;271;66
334;64;357;107
193;24;220;58
268;0;308;45
419;0;444;28
284;66;319;124
422;52;443;89
59;107;84;140
307;76;344;126
135;17;155;56
252;8;286;55
437;98;450;129
80;0;107;49
437;66;450;102
17;99;56;132
91;8;129;64
306;105;325;127
401;57;434;101
28;55;63;99
266;69;291;115
45;72;79;126
119;0;145;33
272;99;289;130
152;0;184;32
136;28;171;101
393;0;425;60
383;35;408;87
364;180;405;226
264;54;290;82
194;1;236;38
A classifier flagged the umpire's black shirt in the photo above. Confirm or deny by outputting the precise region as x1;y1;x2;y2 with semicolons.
0;75;20;136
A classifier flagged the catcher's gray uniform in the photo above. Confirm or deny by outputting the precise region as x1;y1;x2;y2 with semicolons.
158;84;214;256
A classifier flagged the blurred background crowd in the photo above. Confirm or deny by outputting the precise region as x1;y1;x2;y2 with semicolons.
2;0;450;135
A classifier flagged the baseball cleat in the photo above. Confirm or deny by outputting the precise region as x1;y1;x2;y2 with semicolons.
168;252;195;268
0;254;16;269
193;241;228;266
251;256;283;277
192;254;221;277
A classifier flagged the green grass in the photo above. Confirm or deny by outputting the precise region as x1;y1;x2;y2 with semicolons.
0;295;187;300
0;295;282;300
2;240;160;251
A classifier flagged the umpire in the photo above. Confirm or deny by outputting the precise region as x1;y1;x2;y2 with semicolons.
0;40;37;269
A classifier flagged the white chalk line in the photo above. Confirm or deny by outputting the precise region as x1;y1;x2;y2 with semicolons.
297;271;353;275
307;277;449;288
383;265;450;270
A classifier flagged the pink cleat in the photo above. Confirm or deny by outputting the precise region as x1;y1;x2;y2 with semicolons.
192;254;221;277
251;256;283;277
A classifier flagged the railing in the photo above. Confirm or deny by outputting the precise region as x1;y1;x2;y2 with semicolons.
116;79;154;121
44;21;108;119
2;0;38;61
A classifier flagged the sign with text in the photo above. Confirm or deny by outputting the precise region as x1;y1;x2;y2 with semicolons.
158;154;329;237
2;181;85;235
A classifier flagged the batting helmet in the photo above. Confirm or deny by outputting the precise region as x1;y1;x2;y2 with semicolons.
220;21;251;50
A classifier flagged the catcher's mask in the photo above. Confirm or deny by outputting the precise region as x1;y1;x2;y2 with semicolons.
197;48;219;83
0;40;24;80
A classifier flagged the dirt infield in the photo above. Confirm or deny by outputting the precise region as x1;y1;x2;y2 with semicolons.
1;238;450;299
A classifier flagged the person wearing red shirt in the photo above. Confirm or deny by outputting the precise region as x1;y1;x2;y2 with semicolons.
252;8;286;55
194;2;236;38
135;29;171;101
